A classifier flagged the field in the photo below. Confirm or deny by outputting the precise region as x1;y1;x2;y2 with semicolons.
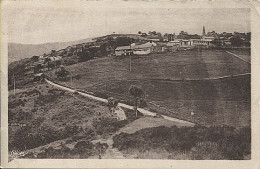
228;49;251;62
47;50;251;127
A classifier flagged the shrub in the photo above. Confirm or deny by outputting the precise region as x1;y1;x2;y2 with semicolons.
93;117;127;136
113;125;251;160
35;94;59;105
74;141;94;149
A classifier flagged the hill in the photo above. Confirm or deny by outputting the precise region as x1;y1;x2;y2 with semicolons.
8;38;94;63
46;50;251;128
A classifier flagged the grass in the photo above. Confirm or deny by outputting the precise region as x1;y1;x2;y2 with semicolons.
8;81;141;159
227;49;251;62
46;50;250;128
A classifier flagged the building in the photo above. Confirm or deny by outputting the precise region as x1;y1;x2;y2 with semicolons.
49;56;62;61
190;39;212;46
115;46;132;56
33;73;45;81
132;42;157;55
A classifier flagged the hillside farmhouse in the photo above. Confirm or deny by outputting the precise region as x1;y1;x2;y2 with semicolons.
115;46;132;56
115;42;157;56
132;42;157;55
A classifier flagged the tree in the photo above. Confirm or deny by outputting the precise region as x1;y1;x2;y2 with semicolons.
51;50;56;56
115;37;132;46
31;55;39;62
107;97;119;113
55;60;62;67
230;36;243;47
78;50;93;62
129;85;144;117
34;64;43;73
55;66;69;80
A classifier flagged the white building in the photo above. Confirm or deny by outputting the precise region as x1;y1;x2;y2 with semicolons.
132;42;157;55
115;46;132;56
190;39;213;46
167;40;181;46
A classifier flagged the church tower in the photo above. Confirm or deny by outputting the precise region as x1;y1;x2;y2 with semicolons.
203;26;206;36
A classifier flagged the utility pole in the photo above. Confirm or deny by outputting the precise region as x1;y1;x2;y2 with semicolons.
235;104;238;124
191;111;195;123
129;44;132;71
129;55;132;71
13;74;16;96
70;73;72;86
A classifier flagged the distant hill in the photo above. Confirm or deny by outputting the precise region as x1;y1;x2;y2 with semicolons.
8;38;94;63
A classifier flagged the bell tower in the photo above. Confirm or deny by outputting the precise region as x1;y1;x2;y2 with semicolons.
203;26;206;36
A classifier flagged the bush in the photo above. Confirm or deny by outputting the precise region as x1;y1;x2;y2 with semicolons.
74;141;94;149
113;125;251;160
93;117;127;136
35;94;59;105
9;123;84;151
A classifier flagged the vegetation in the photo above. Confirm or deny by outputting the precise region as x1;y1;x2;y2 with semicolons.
129;85;144;117
31;55;39;62
230;36;244;47
35;141;108;159
113;125;251;160
55;66;70;80
9;124;83;151
107;97;119;112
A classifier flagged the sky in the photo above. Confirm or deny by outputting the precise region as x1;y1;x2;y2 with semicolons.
3;1;250;44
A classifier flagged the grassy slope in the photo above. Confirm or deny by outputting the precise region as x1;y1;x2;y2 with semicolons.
46;50;250;127
8;81;125;159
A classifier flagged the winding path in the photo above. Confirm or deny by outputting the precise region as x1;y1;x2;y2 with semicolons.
45;79;194;125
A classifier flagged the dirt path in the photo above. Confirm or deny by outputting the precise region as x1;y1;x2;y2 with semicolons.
45;79;194;126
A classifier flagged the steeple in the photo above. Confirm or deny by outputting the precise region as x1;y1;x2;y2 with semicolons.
203;26;206;36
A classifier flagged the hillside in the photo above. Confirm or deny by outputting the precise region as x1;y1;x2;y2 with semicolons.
46;50;251;128
8;38;94;63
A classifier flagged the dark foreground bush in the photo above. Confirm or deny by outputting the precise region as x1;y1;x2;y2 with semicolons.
9;124;83;151
36;142;108;159
93;117;128;136
113;125;251;160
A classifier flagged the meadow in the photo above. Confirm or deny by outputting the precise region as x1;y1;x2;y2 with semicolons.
47;50;251;127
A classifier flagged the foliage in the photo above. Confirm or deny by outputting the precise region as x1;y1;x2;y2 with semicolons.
230;36;244;47
92;117;127;136
115;37;134;46
55;66;70;79
129;85;144;98
34;64;44;73
107;97;119;109
78;49;93;62
113;125;251;160
129;85;144;116
36;141;108;159
31;55;39;62
9;124;83;151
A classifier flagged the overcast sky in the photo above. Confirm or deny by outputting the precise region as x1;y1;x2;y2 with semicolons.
3;1;250;44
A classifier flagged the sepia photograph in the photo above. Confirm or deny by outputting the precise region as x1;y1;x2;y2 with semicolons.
1;0;260;168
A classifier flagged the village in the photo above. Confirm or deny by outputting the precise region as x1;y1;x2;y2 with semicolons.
18;26;251;79
8;26;251;160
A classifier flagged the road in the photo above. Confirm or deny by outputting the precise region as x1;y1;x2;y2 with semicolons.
45;79;194;126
